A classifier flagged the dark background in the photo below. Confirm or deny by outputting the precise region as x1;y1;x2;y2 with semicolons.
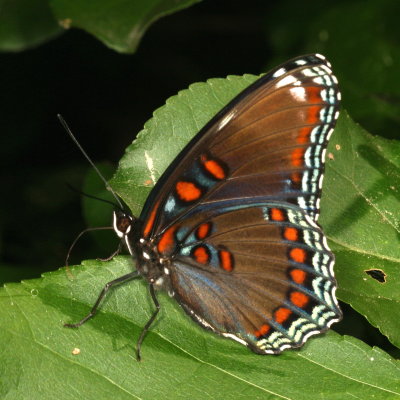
1;0;399;356
1;1;273;281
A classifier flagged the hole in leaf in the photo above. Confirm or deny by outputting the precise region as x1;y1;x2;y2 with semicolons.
365;269;386;283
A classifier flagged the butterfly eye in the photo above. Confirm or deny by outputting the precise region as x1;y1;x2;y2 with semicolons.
113;211;133;238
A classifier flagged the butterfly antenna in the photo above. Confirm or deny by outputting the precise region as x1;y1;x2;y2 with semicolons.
57;114;124;210
66;183;124;211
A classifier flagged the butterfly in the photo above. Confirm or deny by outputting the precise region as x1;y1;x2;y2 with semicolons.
64;53;342;359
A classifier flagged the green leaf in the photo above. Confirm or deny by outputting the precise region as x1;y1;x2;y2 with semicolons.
50;0;202;53
2;74;400;398
2;257;400;399
0;0;62;52
320;112;400;349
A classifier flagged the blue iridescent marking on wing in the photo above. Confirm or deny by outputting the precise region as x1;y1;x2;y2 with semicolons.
173;261;223;293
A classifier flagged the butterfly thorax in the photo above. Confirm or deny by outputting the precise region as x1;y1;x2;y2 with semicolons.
134;237;172;291
113;210;171;290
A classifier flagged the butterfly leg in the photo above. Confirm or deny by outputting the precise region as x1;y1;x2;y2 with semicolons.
64;271;140;328
136;283;160;361
96;241;123;262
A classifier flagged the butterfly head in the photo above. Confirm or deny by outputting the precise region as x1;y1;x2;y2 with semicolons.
112;210;136;239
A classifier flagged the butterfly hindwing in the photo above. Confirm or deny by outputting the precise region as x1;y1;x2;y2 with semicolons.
157;200;340;353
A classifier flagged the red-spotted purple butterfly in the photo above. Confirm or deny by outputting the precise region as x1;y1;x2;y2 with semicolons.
64;54;342;360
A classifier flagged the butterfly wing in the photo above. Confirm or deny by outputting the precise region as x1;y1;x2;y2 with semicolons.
140;54;340;241
159;199;341;354
135;54;341;353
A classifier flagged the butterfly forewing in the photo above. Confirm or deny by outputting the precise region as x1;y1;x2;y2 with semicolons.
140;54;340;240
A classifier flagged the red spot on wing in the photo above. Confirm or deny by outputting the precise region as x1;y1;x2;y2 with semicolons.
291;147;305;167
306;86;322;103
196;222;211;240
143;201;159;238
254;324;270;338
275;307;292;324
193;246;209;264
291;172;302;184
307;105;321;124
219;250;233;271
200;154;226;180
157;226;178;254
290;269;307;284
270;208;285;221
290;248;307;263
290;291;309;308
297;126;312;144
205;160;226;180
176;181;202;202
284;227;299;241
